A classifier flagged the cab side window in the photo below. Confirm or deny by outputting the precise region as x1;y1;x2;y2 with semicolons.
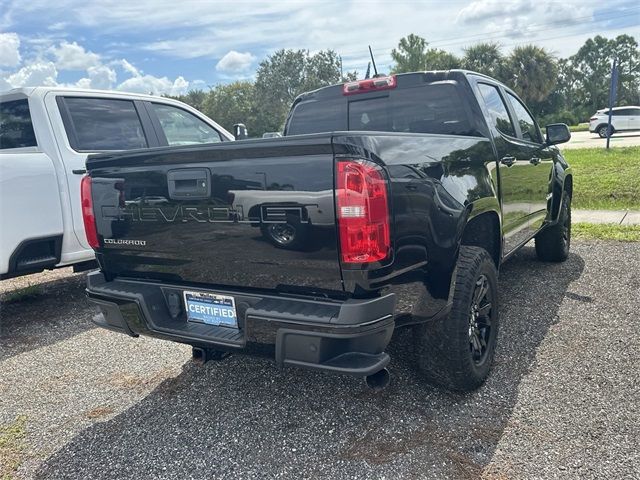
477;83;516;138
0;99;37;149
62;97;148;151
152;104;222;146
506;92;542;144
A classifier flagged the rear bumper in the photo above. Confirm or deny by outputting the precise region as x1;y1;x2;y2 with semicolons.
86;271;395;377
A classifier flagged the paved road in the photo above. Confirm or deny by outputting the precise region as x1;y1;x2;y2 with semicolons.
1;241;639;479
561;130;640;149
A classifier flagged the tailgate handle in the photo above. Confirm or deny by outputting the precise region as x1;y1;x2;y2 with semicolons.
168;169;210;200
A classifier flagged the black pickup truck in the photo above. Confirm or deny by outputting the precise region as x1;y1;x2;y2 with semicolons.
82;70;572;392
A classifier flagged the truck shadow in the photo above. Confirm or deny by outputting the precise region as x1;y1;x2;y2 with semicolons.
35;246;585;479
0;271;96;361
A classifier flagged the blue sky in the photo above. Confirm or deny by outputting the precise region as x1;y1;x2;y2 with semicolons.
1;0;638;94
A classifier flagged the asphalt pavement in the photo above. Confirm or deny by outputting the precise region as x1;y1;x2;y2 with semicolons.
1;241;639;479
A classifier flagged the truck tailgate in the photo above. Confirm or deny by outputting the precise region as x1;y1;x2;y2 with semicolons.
88;138;343;293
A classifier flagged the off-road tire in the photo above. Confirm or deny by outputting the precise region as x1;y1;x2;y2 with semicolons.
414;246;499;392
535;191;571;262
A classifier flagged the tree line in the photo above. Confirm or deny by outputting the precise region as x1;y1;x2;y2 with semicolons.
170;34;639;137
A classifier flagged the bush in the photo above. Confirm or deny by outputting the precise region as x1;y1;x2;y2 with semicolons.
539;110;580;126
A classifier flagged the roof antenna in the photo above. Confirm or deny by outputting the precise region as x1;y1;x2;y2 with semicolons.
368;46;379;77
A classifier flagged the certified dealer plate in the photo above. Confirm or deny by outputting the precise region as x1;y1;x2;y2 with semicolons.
183;291;237;327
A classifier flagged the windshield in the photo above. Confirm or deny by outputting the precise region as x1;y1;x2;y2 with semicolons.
286;82;475;137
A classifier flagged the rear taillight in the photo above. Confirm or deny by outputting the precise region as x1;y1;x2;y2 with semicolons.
343;75;397;96
80;175;99;249
336;159;390;264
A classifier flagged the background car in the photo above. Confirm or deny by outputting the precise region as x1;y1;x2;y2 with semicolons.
0;87;233;280
589;106;640;138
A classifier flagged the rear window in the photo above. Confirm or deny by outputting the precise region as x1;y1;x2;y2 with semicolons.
286;98;346;136
0;99;37;149
62;97;148;151
287;83;474;136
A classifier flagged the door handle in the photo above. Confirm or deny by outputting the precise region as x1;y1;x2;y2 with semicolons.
529;157;541;165
501;156;516;167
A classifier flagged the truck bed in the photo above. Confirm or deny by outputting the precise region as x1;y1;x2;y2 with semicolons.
88;135;343;294
88;131;494;298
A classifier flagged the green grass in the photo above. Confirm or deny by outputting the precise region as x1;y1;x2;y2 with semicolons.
0;416;27;480
573;223;640;242
569;124;589;132
1;285;42;304
563;147;640;210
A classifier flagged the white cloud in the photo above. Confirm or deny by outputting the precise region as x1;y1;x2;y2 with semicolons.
216;51;256;73
457;0;531;24
456;0;593;41
50;41;100;70
76;64;117;89
113;57;190;95
117;74;189;95
117;58;140;77
0;32;21;67
0;0;631;92
7;61;58;87
48;22;68;31
0;76;12;91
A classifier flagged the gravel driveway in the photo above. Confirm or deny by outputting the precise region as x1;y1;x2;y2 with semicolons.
1;241;638;479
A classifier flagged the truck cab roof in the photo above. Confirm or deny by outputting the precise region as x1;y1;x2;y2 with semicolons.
1;86;179;104
294;70;496;103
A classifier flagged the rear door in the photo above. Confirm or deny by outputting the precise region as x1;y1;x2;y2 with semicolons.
45;94;158;249
615;107;640;131
502;90;554;233
611;109;629;131
474;81;532;252
628;108;640;130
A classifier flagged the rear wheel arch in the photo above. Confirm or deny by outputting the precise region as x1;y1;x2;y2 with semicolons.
552;174;572;221
563;174;573;199
460;210;501;268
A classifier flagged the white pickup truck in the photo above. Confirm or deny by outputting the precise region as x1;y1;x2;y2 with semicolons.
0;87;233;279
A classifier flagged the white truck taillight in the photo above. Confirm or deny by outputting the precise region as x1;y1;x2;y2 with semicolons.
80;176;99;249
335;159;390;263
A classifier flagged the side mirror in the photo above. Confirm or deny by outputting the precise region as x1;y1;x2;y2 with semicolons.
233;123;248;140
545;123;571;145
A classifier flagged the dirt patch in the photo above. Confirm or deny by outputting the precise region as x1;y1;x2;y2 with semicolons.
107;368;177;393
85;407;115;420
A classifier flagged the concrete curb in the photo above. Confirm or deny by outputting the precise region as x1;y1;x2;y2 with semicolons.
573;209;640;225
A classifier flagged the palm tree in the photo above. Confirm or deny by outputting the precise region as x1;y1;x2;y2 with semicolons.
462;43;505;79
504;45;558;104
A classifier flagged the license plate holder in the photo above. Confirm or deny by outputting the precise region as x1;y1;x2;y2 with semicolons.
183;290;238;328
